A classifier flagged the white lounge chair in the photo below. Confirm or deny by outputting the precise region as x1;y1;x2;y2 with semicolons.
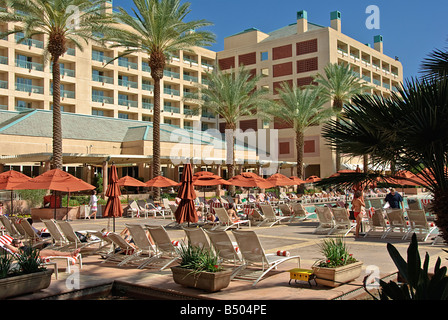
57;221;101;253
290;203;314;222
259;204;289;227
364;208;389;238
101;232;142;266
203;229;243;272
212;207;251;231
0;215;22;238
42;219;70;250
125;223;157;268
331;207;356;236
384;209;410;239
141;225;181;270
232;229;301;286
313;206;335;234
182;227;210;250
405;209;438;241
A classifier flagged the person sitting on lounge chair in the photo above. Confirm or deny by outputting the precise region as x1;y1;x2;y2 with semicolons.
227;208;239;221
4;238;81;258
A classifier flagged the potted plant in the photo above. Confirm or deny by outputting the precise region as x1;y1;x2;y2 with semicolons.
312;237;363;287
0;247;53;299
171;244;232;292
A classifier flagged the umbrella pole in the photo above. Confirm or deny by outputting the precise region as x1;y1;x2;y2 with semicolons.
53;190;57;220
10;190;13;217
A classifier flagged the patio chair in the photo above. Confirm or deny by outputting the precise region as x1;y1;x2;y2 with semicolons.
57;221;101;253
125;223;157;268
364;209;389;238
136;200;150;218
42;219;70;250
290;203;314;222
313;206;335;234
140;225;181;270
101;232;143;266
146;202;172;219
203;229;243;271
369;198;383;209
244;206;266;227
211;207;251;231
259;204;289;227
405;209;438;241
0;215;22;239
330;207;356;236
126;201;141;218
383;209;410;239
10;217;27;239
89;230;114;257
231;229;301;286
182;227;211;250
19;219;52;247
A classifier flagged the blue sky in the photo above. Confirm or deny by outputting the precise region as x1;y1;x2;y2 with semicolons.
113;0;448;79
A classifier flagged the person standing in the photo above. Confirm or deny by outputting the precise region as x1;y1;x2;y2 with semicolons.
384;188;403;209
88;190;98;219
351;190;366;238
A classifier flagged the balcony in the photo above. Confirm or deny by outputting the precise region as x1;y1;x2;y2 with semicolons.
163;105;180;113
163;87;180;96
201;62;214;69
373;78;381;86
92;74;113;84
142;83;154;92
91;51;114;64
118;98;138;108
15;35;44;49
51;88;75;99
142;102;154;110
92;94;113;104
15;59;44;72
163;70;180;79
142;64;151;73
15;83;44;94
0;56;7;65
201;111;215;118
362;75;371;83
183;57;198;66
183;74;198;82
0;80;7;89
118;79;138;89
118;58;138;70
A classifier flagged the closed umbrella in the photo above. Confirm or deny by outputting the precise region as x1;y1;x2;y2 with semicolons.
0;170;31;216
102;165;123;232
175;163;198;225
13;169;95;219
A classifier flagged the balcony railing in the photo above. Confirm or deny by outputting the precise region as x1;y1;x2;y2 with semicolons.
92;51;114;64
15;59;44;72
201;111;215;118
142;102;154;110
15;35;44;49
183;74;198;82
373;79;381;86
362;75;371;83
118;98;138;108
163;105;180;113
163;70;180;79
0;56;7;65
142;64;151;73
0;80;7;89
118;59;138;70
51;88;75;99
118;79;138;89
142;83;154;91
201;62;214;69
164;87;180;96
92;94;113;104
15;83;43;94
92;74;113;84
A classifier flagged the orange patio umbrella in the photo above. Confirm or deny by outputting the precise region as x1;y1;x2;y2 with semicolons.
145;175;179;188
192;171;231;186
12;169;95;219
267;173;302;186
228;172;274;189
0;170;31;215
103;165;123;231
304;175;321;184
117;175;147;187
175;163;198;225
289;176;306;185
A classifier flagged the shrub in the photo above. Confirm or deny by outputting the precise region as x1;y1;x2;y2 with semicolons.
315;237;357;268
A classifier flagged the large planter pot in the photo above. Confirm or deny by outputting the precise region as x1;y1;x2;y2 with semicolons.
312;261;363;288
171;266;232;292
0;269;53;299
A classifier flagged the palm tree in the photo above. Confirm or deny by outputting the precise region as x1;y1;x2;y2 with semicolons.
313;63;371;171
321;77;448;242
198;65;268;181
262;83;334;179
0;0;114;169
420;45;448;80
104;0;215;199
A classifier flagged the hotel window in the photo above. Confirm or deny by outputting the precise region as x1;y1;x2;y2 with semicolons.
118;112;129;119
92;109;104;116
260;51;269;61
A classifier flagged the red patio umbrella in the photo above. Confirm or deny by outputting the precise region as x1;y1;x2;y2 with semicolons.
0;170;31;215
289;176;306;185
12;169;95;219
304;175;321;184
192;171;231;186
329;170;356;178
228;172;274;189
145;175;179;188
103;165;123;232
117;175;147;187
175;163;198;225
267;173;301;186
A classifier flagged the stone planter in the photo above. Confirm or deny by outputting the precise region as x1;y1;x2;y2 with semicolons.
312;261;363;287
171;266;232;292
0;269;53;299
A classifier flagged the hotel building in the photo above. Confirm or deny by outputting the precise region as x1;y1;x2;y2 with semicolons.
0;4;403;184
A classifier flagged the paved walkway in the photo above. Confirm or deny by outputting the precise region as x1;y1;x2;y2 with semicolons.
9;216;448;301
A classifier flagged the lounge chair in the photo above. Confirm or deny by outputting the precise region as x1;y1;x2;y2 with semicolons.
369;198;384;209
42;219;70;250
313;206;335;234
125;223;157;268
290;203;314;222
259;204;289;227
246;207;266;226
364;209;389;238
0;215;22;238
101;232;142;266
146;202;172;219
126;201;141;218
203;229;243;270
231;229;301;286
330;207;356;236
90;230;114;257
405;209;438;241
182;227;210;249
383;209;410;239
136;200;150;218
141;225;181;270
19;219;51;247
10;217;27;239
211;207;251;231
57;221;101;253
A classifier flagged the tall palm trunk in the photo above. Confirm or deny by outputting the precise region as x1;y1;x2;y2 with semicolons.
296;130;304;179
225;122;236;194
51;56;63;170
150;53;165;200
432;189;448;243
